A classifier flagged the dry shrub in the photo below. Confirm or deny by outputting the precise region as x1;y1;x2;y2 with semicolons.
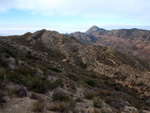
49;102;74;113
84;91;97;100
33;99;45;112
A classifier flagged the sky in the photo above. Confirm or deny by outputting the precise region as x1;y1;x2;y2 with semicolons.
0;0;150;35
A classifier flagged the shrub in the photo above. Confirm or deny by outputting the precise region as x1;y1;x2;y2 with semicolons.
84;91;97;100
4;53;10;58
94;109;101;113
53;90;70;102
90;74;97;78
2;46;18;58
104;96;115;105
80;62;87;69
33;99;45;112
15;58;19;65
48;103;60;111
6;88;15;96
41;67;47;73
50;68;61;73
0;90;5;107
49;102;73;113
100;75;110;80
0;59;8;68
15;66;37;76
67;73;74;78
68;81;76;91
7;66;50;93
101;110;110;113
85;79;96;87
49;79;62;90
93;97;103;108
105;80;121;91
31;76;50;93
0;68;5;80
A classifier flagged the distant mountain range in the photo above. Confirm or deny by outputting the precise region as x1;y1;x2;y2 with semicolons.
70;26;150;59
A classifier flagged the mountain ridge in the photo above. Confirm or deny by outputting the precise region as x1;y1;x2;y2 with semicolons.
71;26;150;59
0;29;150;112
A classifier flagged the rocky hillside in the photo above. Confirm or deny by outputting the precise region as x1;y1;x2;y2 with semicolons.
70;26;150;60
0;30;150;113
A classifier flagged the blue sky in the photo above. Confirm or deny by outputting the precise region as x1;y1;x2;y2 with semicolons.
0;0;150;35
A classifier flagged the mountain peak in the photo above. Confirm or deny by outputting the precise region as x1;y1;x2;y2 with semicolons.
86;25;105;34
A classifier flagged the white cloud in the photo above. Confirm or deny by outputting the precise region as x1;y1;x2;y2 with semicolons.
0;0;150;35
0;0;150;19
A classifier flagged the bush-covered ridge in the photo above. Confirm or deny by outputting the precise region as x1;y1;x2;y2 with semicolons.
0;30;150;113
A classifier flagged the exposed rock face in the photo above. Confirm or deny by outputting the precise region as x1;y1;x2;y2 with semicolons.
71;26;150;60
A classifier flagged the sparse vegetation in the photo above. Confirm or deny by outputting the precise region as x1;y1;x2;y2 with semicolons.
0;29;150;113
6;66;50;93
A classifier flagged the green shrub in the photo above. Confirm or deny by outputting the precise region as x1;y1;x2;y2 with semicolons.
85;79;96;87
80;62;87;69
0;68;5;80
53;90;70;102
15;58;19;65
90;74;97;78
50;68;61;73
31;76;50;93
93;97;103;108
105;80;121;91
